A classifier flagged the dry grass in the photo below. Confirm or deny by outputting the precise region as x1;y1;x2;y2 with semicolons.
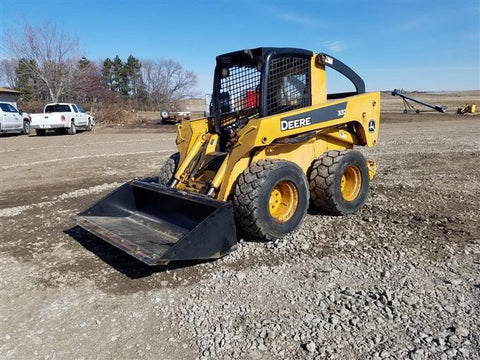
93;102;132;124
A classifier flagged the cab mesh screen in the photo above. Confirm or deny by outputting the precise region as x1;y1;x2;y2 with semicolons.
266;57;311;116
219;65;261;125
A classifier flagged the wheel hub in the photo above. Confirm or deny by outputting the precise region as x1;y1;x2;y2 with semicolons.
340;165;362;201
269;181;298;223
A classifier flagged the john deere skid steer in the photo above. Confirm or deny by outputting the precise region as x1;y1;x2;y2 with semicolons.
78;47;380;265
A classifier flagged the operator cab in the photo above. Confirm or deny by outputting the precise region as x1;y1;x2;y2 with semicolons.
212;48;314;150
211;47;366;150
212;48;313;125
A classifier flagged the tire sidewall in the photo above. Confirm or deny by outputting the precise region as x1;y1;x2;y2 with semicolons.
332;152;369;214
68;121;76;135
255;163;309;239
158;152;179;185
23;121;30;135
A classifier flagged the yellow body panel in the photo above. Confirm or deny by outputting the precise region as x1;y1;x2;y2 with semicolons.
176;117;210;163
311;57;327;106
245;92;380;148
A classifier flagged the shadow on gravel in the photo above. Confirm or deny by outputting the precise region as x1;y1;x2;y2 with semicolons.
65;226;213;279
0;133;25;138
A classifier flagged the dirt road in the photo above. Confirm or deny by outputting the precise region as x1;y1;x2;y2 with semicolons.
1;113;479;359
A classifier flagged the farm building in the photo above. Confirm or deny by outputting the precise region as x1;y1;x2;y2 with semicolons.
0;87;21;107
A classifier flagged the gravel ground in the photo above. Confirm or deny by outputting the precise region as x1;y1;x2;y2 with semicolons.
0;110;479;359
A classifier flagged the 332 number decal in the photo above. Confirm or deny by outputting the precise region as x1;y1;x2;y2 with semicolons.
337;109;347;117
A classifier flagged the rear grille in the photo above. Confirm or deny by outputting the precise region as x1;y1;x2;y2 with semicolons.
266;57;311;116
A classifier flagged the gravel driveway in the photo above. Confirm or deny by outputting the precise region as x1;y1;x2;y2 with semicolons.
0;112;479;359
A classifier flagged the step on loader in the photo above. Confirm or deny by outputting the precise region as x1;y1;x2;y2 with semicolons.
78;47;381;265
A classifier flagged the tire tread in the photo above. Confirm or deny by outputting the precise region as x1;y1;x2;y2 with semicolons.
309;150;369;215
234;159;308;241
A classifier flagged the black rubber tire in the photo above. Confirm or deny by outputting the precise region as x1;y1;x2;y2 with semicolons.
22;121;30;135
67;121;76;135
86;120;93;131
35;129;46;136
309;150;370;215
158;152;180;185
233;159;309;241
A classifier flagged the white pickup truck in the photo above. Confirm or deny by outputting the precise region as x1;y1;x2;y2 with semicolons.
30;103;94;136
0;102;31;135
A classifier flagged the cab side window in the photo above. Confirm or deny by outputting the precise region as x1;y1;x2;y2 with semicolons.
266;57;311;116
0;103;18;113
7;104;18;113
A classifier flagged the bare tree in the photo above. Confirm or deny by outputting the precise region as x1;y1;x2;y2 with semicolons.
4;21;79;102
0;59;18;88
141;59;198;110
70;57;110;103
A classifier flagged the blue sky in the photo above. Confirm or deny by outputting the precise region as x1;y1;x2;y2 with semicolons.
1;0;479;94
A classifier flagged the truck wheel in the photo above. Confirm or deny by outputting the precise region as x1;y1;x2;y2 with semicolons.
309;150;369;215
22;121;30;135
161;110;170;120
233;159;309;241
67;122;77;135
35;129;46;136
86;120;93;131
158;152;179;185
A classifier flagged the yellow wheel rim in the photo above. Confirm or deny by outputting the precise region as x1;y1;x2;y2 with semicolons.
269;181;298;223
341;165;362;201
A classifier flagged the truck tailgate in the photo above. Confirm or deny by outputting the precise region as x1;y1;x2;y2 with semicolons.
30;114;66;128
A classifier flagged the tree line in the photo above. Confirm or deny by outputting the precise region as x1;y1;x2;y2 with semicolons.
0;21;198;117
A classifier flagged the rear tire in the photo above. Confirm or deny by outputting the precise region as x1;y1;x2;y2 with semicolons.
67;122;76;135
309;150;369;215
233;159;309;241
158;152;180;185
35;129;46;136
22;121;30;135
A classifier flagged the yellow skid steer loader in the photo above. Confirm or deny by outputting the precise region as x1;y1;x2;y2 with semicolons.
78;47;380;265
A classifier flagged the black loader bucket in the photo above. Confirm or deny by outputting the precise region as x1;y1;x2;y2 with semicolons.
78;181;237;265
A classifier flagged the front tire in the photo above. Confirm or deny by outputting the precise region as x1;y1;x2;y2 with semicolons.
309;150;370;215
233;159;309;241
86;120;93;131
22;121;30;135
158;152;180;185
